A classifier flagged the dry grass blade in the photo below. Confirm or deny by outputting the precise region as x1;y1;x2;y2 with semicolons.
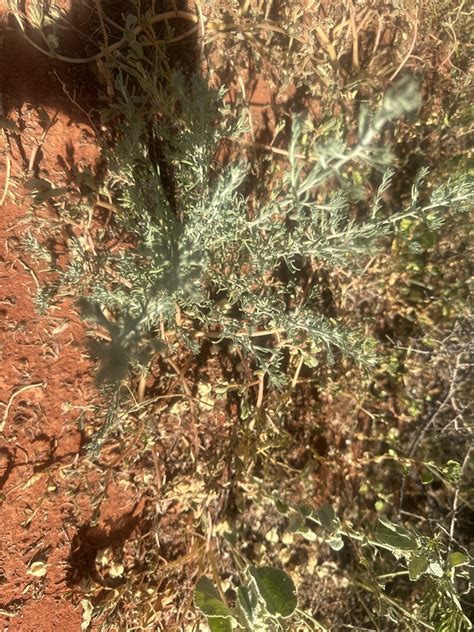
0;382;44;431
8;7;200;64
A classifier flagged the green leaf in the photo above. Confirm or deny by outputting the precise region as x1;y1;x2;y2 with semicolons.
448;552;469;568
444;460;462;483
375;517;418;551
408;555;430;581
273;498;289;515
249;566;297;618
317;504;340;532
297;504;313;518
420;467;435;484
288;513;317;541
194;576;234;631
203;618;233;632
327;535;344;551
237;585;257;626
37;107;51;130
34;187;68;203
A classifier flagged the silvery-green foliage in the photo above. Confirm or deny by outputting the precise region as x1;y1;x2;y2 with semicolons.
29;35;473;386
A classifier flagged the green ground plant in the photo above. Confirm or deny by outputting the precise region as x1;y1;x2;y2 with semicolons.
195;566;300;631
195;496;473;631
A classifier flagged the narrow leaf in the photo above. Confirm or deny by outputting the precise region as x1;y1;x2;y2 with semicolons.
237;585;257;626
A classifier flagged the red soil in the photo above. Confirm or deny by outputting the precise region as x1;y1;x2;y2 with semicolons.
0;132;89;631
0;2;100;629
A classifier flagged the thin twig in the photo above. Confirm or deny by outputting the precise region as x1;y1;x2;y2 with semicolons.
0;151;11;206
230;135;306;160
53;70;101;136
16;257;41;288
256;374;265;408
399;351;466;515
407;353;463;458
167;358;200;459
448;447;472;559
291;353;305;391
9;9;199;64
389;13;418;81
1;383;45;431
28;110;59;174
349;0;359;70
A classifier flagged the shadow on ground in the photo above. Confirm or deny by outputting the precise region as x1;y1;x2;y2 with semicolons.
1;1;199;123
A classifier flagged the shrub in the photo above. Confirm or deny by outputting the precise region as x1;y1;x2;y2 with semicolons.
27;56;472;398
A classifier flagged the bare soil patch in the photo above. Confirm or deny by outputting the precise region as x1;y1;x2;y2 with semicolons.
0;2;99;628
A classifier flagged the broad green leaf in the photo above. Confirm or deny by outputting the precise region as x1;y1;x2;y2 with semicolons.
297;504;313;518
408;555;429;581
206;619;233;632
317;504;340;532
237;585;257;626
448;552;469;568
37;107;51;130
249;566;297;619
35;187;68;203
194;576;234;631
375;516;418;551
288;514;316;541
273;497;289;515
